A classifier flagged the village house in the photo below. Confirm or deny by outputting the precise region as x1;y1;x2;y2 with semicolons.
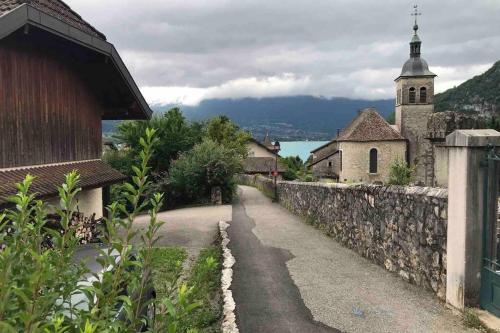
244;134;285;178
0;0;152;216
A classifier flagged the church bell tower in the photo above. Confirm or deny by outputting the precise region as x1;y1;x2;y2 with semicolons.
395;5;436;184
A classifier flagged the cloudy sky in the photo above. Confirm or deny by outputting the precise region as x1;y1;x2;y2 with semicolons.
69;0;500;106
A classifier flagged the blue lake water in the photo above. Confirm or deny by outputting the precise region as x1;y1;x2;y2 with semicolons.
279;141;330;161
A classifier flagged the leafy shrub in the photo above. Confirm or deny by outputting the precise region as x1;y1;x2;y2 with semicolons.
169;139;243;204
303;174;315;182
280;156;304;181
0;129;200;332
388;158;415;185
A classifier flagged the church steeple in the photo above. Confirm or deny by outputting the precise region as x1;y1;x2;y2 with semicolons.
410;5;422;58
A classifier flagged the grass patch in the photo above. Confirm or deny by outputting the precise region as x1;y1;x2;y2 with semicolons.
463;308;489;332
182;246;223;333
150;246;223;333
150;247;188;299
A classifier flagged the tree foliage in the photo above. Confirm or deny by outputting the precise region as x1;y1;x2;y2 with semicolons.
203;115;251;158
112;108;204;174
106;110;250;207
169;139;243;204
279;155;304;180
388;158;415;186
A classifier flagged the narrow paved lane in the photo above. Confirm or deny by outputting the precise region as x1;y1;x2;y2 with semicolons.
230;191;339;333
229;186;475;333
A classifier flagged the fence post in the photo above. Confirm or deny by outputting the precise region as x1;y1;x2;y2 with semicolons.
445;129;500;309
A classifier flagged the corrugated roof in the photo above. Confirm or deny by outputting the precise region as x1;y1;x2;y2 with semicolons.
0;0;106;40
243;157;286;174
337;108;405;142
0;160;126;206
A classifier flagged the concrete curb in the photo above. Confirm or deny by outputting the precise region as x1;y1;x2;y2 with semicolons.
219;220;239;333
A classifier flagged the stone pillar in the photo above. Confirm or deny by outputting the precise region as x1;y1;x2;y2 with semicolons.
445;129;500;309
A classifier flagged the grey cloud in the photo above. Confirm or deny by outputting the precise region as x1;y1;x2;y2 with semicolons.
68;0;500;101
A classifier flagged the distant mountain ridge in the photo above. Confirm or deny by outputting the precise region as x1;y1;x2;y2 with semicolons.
150;96;395;140
434;60;500;116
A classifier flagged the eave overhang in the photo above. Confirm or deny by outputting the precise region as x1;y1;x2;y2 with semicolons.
0;4;152;120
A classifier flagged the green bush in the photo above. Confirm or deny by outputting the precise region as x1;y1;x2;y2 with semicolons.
280;156;304;181
169;139;243;204
388;158;415;185
0;129;200;332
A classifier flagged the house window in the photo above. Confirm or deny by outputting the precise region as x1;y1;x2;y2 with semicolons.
409;87;416;104
369;148;378;173
328;161;332;167
420;87;427;103
339;151;342;171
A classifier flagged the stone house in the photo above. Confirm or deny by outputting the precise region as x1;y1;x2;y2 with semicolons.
0;0;152;216
309;141;339;180
244;137;285;177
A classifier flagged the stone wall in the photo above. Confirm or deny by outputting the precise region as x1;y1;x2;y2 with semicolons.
236;174;449;299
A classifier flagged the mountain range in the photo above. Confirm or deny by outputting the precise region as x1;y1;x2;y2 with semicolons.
103;60;500;141
434;60;500;116
151;96;395;140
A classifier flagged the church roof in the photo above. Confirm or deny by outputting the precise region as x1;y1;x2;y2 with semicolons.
399;57;436;78
0;0;106;40
337;108;405;142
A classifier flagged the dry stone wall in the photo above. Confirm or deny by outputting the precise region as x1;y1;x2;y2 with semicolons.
236;174;449;299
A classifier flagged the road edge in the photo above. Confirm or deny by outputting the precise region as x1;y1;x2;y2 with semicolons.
220;220;239;333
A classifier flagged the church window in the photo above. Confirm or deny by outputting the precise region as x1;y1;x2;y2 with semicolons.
328;161;332;167
420;87;427;103
409;87;416;103
369;148;378;173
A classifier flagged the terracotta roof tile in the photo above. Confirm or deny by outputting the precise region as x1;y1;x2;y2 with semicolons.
0;0;106;40
0;160;126;206
337;108;405;142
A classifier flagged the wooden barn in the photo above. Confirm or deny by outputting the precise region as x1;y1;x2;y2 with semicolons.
0;0;152;216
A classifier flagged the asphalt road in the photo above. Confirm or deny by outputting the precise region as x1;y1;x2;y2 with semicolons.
229;186;475;333
229;192;339;333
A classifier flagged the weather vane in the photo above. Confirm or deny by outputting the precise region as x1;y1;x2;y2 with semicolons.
411;5;421;31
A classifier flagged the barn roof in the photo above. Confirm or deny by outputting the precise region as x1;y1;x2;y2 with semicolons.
337;108;405;142
249;138;278;155
0;1;152;120
0;0;105;39
0;160;127;207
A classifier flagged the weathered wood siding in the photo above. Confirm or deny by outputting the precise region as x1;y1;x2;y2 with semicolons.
0;37;103;168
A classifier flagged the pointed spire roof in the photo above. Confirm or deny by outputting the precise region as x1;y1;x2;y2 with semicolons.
337;108;405;142
262;132;274;149
397;5;436;79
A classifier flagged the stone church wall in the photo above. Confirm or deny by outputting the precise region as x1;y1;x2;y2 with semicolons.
236;174;449;299
338;141;406;183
